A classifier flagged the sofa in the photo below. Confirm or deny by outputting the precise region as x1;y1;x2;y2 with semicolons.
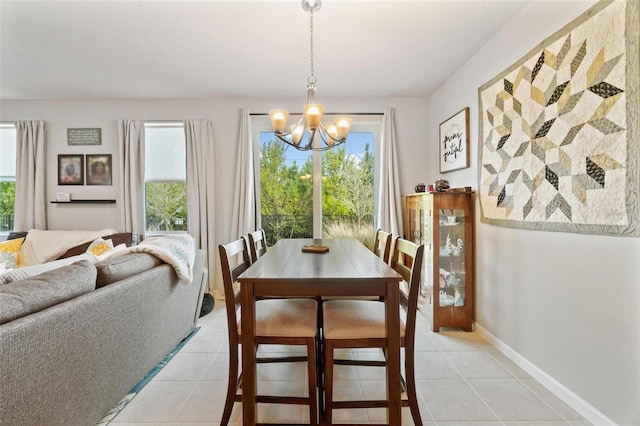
0;247;206;426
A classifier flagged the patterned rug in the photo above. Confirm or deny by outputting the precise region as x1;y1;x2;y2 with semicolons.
97;327;200;426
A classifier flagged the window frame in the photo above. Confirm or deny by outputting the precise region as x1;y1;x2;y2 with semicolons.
252;114;382;238
0;122;17;238
143;121;188;236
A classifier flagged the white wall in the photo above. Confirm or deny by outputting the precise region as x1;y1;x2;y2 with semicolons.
427;1;639;424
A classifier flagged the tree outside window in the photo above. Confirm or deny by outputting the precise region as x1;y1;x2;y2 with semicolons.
259;131;375;248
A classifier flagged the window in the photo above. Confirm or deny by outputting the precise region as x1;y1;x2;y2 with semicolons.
254;115;381;247
0;123;17;233
144;122;187;233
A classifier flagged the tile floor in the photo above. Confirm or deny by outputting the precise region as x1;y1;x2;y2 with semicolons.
109;302;593;425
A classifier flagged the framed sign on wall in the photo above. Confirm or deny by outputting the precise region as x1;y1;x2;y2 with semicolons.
439;107;470;173
67;128;102;146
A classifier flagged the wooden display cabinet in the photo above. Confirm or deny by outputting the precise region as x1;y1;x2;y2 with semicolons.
402;190;474;332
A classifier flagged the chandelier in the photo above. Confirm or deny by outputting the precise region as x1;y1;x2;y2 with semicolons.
269;0;352;151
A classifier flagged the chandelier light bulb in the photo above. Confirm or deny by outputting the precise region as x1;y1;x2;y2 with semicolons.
269;110;288;133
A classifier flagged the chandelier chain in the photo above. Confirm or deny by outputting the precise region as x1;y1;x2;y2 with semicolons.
308;9;316;85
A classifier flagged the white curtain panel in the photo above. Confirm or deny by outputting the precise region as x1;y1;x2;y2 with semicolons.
231;109;257;240
375;108;403;236
118;120;145;237
185;119;216;294
14;120;47;231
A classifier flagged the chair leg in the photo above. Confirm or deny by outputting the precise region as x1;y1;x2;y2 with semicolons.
404;348;423;426
221;345;239;426
307;337;318;425
323;339;334;425
317;336;325;422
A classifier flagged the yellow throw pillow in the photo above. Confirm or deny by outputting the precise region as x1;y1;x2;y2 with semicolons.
0;237;25;271
86;238;114;256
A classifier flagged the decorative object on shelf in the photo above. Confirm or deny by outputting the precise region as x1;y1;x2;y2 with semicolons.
414;183;426;193
434;179;450;192
58;154;84;185
67;128;101;146
55;192;71;202
86;154;112;186
439;107;469;173
269;0;352;151
478;0;639;237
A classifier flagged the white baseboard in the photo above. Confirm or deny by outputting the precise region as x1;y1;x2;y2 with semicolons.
474;322;616;426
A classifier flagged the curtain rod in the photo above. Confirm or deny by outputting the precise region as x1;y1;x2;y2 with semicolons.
249;112;384;116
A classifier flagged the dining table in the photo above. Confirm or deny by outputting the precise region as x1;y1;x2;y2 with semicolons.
237;237;404;425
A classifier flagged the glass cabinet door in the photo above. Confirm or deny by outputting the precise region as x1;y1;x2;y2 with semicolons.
404;195;432;299
437;208;466;308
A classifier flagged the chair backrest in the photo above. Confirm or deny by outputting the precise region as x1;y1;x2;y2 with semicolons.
373;229;392;264
389;238;424;345
218;237;252;343
247;228;268;263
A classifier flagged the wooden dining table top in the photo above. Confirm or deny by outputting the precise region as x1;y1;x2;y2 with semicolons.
238;238;402;294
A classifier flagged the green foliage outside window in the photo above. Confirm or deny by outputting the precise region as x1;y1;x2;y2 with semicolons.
145;182;187;232
260;139;374;247
0;182;15;231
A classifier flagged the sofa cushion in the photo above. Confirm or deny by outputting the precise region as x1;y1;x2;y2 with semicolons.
0;253;96;286
0;260;96;325
59;232;133;259
94;253;162;288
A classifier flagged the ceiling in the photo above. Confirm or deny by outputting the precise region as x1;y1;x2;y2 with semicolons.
0;0;529;101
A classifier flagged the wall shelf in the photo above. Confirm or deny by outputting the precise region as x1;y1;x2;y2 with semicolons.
51;199;116;204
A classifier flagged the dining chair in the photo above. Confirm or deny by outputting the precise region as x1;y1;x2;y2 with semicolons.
321;237;425;425
372;228;393;264
247;228;268;263
218;237;319;425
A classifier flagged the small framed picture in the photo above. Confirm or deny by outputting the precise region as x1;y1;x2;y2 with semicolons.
58;154;84;185
439;107;470;173
86;154;112;186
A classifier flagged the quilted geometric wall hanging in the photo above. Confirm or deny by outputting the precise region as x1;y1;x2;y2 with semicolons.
478;0;639;236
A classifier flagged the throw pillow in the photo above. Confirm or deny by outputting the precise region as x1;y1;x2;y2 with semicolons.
85;238;114;256
59;232;133;259
0;237;25;272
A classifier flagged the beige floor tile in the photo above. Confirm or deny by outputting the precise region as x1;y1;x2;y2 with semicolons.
520;378;585;420
172;380;230;424
414;351;462;380
444;351;515;379
417;379;499;422
153;352;215;381
181;330;227;354
111;381;196;423
469;379;565;421
485;349;533;379
201;351;232;382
